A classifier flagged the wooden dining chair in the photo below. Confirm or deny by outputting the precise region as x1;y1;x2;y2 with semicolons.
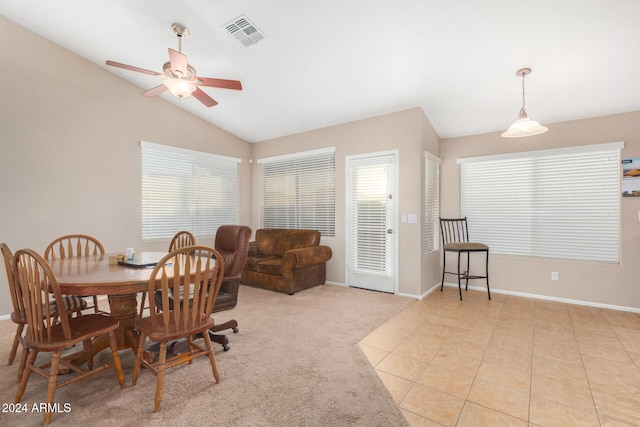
13;248;125;426
167;225;251;354
1;243;87;382
139;230;196;317
168;230;196;252
132;245;224;412
1;242;29;381
45;234;105;313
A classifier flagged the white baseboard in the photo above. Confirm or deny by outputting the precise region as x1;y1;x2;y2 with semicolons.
325;281;347;287
440;282;640;314
328;281;422;300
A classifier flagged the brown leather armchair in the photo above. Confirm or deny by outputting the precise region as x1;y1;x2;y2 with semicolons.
241;229;332;294
207;224;251;350
167;225;251;354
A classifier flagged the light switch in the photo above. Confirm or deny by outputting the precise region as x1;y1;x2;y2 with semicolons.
408;214;418;224
401;214;407;223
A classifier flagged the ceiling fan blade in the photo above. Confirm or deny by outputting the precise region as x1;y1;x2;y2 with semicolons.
168;48;188;75
141;84;168;97
105;60;161;77
192;87;218;107
197;77;243;91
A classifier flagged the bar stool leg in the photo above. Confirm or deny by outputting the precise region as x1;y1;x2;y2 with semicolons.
485;249;491;300
457;252;463;300
441;251;446;292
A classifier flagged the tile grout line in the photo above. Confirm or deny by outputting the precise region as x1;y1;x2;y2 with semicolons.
570;307;602;426
529;302;538;426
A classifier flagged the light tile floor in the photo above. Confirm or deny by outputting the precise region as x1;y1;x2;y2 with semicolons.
359;286;640;426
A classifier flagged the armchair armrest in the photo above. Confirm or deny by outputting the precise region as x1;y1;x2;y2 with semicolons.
283;246;332;268
247;241;258;257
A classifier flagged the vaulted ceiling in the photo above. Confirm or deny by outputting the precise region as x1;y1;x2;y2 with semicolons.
2;0;639;142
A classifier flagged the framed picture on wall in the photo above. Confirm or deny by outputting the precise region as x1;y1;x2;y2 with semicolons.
622;158;640;196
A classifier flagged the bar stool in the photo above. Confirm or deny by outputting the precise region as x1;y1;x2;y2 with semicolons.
439;217;490;300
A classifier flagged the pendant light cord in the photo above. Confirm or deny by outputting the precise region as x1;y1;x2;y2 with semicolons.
519;71;527;116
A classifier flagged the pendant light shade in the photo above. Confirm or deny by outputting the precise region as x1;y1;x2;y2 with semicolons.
502;68;547;138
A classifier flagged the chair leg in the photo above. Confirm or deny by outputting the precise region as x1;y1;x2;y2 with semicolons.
168;337;190;356
187;336;194;365
485;250;491;300
139;292;147;317
154;342;167;412
108;331;125;389
8;324;24;366
15;349;37;403
169;324;236;354
208;319;239;352
202;331;220;383
83;338;94;370
131;332;147;386
208;331;230;352
465;251;470;291
17;346;29;383
43;351;61;426
440;251;446;291
457;252;463;300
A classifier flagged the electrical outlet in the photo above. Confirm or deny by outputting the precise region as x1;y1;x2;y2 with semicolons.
551;272;559;281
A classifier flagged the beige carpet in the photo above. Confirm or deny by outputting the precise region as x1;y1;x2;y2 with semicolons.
0;284;413;426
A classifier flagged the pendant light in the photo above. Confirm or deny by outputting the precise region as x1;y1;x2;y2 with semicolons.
501;67;548;138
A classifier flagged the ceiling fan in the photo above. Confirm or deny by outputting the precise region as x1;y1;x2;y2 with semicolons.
106;23;242;107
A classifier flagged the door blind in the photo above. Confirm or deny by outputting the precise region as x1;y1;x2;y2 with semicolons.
351;161;390;273
141;141;239;240
459;142;623;263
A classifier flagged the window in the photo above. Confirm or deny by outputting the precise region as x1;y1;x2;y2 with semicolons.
258;148;335;237
459;142;623;263
141;141;239;240
425;152;441;254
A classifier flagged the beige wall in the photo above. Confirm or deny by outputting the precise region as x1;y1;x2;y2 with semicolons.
441;111;640;309
420;113;442;296
0;17;252;315
250;108;438;296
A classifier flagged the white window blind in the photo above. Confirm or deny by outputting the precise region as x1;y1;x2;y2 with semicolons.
141;141;239;240
259;148;335;237
459;142;623;263
425;152;441;254
351;158;391;273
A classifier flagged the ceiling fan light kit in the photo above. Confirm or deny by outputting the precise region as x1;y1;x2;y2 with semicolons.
105;23;242;107
501;67;548;138
164;78;196;98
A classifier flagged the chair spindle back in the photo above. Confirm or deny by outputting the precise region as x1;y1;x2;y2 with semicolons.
2;243;27;323
440;217;470;245
148;246;224;335
44;234;104;259
14;249;72;344
168;231;196;252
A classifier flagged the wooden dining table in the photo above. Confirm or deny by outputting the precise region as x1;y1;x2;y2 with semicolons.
48;251;212;357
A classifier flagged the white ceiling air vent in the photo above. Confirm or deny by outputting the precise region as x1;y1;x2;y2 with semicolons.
224;15;266;47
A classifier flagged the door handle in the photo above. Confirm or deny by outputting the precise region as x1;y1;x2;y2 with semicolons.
387;229;393;234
